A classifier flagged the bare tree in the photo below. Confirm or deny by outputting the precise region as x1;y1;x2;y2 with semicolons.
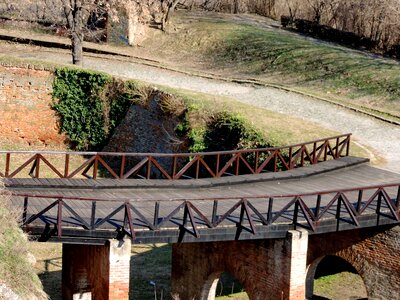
2;0;183;64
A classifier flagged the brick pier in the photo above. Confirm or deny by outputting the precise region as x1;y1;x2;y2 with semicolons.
62;239;131;300
171;230;308;300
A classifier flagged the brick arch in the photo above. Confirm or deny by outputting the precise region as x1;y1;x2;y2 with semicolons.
200;271;249;300
200;271;221;300
171;231;308;300
307;225;400;299
305;255;366;299
171;240;275;300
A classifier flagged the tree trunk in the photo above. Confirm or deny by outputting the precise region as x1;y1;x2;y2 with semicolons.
162;0;180;31
71;30;83;65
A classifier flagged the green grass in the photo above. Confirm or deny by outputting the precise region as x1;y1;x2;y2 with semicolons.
160;86;372;160
216;291;249;299
214;25;400;111
141;12;400;119
313;272;367;299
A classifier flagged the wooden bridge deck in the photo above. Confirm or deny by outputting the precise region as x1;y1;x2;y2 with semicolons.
5;157;400;244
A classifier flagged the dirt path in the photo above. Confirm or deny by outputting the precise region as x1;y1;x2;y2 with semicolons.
2;42;400;173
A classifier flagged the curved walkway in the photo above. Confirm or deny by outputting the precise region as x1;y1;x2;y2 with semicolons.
1;42;400;173
8;157;400;243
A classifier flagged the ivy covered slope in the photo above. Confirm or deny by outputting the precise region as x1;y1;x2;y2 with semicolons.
0;186;46;299
52;68;142;150
52;67;269;154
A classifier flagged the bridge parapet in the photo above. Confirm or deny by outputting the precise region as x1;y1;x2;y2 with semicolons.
0;134;351;180
12;180;400;244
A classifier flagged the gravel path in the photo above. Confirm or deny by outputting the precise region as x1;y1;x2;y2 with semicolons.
3;45;400;173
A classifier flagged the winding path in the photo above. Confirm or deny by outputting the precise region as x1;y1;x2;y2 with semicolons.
2;43;400;173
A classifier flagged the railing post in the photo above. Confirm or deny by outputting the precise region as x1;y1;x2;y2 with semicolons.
23;196;28;225
255;151;259;171
64;154;70;178
293;200;299;229
335;137;339;158
336;194;342;231
5;153;10;177
57;199;63;238
313;142;317;164
172;156;177;179
267;197;274;224
90;201;97;230
195;156;200;179
212;200;218;224
154;201;160;228
396;186;400;209
120;155;126;179
357;190;363;213
288;147;293;169
216;154;220;177
236;154;240;176
35;154;40;178
93;155;99;179
376;190;382;224
315;195;321;219
147;156;152;179
346;135;351;156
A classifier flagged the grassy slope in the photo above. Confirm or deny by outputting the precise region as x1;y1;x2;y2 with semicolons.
0;186;46;299
138;11;400;120
162;86;370;159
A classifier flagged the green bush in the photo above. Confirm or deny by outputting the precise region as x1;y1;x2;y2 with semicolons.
52;68;134;150
203;111;268;151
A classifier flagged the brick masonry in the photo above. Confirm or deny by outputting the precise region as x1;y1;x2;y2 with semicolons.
171;230;308;300
62;239;131;300
307;225;400;299
0;65;66;147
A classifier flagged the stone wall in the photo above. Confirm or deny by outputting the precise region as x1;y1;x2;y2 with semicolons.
0;65;66;148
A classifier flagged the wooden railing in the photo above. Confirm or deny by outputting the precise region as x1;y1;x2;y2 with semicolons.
0;134;351;179
13;182;400;241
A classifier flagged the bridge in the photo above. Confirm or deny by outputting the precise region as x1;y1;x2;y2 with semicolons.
2;134;400;300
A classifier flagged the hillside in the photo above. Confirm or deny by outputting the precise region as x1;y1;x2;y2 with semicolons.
0;183;46;299
132;10;400;122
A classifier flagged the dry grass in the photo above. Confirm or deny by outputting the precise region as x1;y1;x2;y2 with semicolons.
160;86;372;160
0;182;47;299
135;11;400;121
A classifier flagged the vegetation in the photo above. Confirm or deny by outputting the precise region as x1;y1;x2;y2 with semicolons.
0;0;180;64
139;11;400;120
52;68;141;150
0;184;46;299
190;0;400;57
52;66;346;156
176;108;269;153
215;24;400;103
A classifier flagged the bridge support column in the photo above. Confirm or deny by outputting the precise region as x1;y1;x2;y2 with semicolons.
171;230;308;300
62;239;131;300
